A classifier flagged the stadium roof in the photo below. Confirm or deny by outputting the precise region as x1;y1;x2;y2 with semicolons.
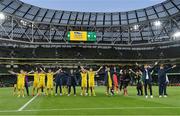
0;0;180;47
0;0;179;25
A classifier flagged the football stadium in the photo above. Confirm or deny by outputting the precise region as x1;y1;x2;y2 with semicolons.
0;0;180;115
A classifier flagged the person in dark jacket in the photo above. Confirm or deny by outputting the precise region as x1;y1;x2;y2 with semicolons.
130;69;143;96
67;69;77;96
24;72;29;96
62;71;68;95
121;69;131;96
164;74;169;96
55;69;64;96
104;66;114;96
157;64;176;97
136;62;157;98
119;69;124;92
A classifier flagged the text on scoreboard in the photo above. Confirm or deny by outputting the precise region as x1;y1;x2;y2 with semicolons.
67;31;96;41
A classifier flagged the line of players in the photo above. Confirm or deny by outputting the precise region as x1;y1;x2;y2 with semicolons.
8;66;103;97
8;62;176;98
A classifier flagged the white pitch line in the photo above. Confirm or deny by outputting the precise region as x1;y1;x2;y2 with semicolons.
18;95;38;111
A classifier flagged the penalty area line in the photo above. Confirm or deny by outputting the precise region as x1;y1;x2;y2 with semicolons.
18;95;38;112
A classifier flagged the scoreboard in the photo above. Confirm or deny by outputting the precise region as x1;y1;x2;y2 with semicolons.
67;31;96;42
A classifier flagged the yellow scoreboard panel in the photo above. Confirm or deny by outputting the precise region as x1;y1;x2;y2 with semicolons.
70;31;87;41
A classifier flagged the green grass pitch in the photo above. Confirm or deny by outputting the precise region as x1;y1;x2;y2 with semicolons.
0;86;180;115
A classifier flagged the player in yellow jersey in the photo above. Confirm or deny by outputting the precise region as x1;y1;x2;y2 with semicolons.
9;70;26;98
45;69;61;96
80;67;88;96
104;66;114;96
28;69;40;96
33;70;39;96
81;66;103;96
38;68;46;96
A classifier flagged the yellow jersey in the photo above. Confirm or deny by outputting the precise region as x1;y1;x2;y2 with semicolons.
88;71;95;83
33;73;39;82
47;72;54;83
27;73;39;82
17;73;25;83
81;72;87;83
108;71;112;88
39;73;46;83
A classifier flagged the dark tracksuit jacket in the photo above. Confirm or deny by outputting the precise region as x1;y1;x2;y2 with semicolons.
157;67;173;95
140;67;154;83
158;67;172;84
67;73;77;86
55;72;64;85
140;66;155;96
104;71;114;87
67;73;77;94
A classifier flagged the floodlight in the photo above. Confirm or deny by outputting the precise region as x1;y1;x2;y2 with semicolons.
133;25;139;30
173;31;180;37
0;12;5;20
20;20;27;26
154;20;161;27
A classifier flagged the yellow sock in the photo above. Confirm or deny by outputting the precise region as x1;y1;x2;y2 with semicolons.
64;87;68;95
83;88;86;96
21;89;24;97
18;90;20;97
32;90;34;95
62;87;64;95
63;88;66;94
46;89;48;95
51;89;53;95
38;89;41;95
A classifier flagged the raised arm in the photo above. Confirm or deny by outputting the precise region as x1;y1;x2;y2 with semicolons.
80;66;88;72
95;66;103;73
40;67;45;72
165;65;176;72
139;70;142;76
120;69;123;75
27;70;34;74
149;62;158;71
135;62;144;72
135;62;139;67
129;69;136;75
54;68;62;75
172;65;177;69
8;71;18;75
155;62;158;66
